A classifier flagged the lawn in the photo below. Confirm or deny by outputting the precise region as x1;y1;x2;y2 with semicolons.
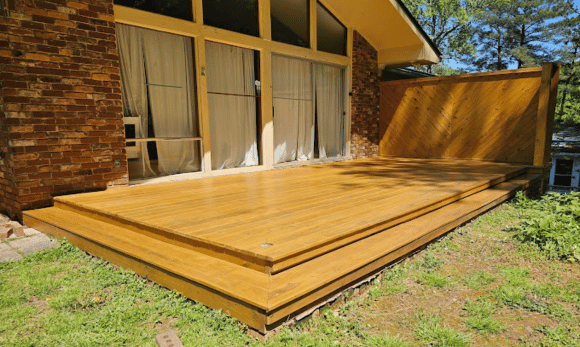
1;192;579;346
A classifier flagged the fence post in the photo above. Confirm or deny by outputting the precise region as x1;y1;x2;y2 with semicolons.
533;62;560;167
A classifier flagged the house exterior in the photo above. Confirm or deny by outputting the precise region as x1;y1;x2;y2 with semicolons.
0;0;440;220
549;127;580;193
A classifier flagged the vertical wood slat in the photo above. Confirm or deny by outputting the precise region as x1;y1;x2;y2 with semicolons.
533;63;560;166
379;67;560;166
259;0;272;41
194;37;213;172
310;0;317;50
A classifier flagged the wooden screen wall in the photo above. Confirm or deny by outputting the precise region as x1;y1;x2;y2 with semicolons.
379;63;560;166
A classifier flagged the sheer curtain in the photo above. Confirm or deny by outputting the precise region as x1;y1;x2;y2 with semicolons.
142;29;199;175
315;64;344;158
272;55;314;164
117;24;154;178
206;41;259;170
117;24;199;178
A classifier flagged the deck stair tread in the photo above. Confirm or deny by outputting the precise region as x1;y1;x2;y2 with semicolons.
47;157;528;273
24;207;270;309
23;170;539;327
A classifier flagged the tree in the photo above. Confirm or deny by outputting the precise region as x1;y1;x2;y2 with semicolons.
403;0;486;73
465;0;575;71
463;0;514;71
553;5;580;125
507;0;576;68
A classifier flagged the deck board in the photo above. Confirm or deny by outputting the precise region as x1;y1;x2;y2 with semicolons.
53;157;527;271
23;157;540;333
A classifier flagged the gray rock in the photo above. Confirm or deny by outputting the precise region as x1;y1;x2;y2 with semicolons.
8;235;59;256
0;248;22;262
23;228;41;237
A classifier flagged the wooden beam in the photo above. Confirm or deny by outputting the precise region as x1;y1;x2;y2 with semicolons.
193;0;203;24
259;0;271;41
534;63;559;167
194;37;213;172
344;26;353;157
310;0;317;51
260;49;274;168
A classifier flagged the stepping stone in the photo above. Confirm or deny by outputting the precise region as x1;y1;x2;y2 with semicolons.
5;221;25;237
0;226;12;240
155;330;184;347
0;243;22;262
9;235;59;256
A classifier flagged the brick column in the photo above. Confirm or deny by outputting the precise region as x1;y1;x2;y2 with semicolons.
0;0;128;220
350;30;380;159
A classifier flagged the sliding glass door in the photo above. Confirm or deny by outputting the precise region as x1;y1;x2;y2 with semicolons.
272;55;345;164
206;42;260;170
117;24;200;180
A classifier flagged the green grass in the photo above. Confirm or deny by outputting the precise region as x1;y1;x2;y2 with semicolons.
0;241;250;347
414;310;471;347
416;272;449;288
463;298;506;334
461;271;497;290
2;193;580;346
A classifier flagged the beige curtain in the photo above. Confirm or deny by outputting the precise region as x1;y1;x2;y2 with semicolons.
117;24;199;177
142;29;199;175
272;55;314;164
315;63;345;158
206;41;259;170
117;24;154;178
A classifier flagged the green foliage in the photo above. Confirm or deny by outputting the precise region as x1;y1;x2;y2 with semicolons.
463;298;506;334
402;0;484;72
512;192;580;262
414;310;471;347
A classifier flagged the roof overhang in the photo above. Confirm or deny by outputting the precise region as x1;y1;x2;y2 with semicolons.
320;0;441;68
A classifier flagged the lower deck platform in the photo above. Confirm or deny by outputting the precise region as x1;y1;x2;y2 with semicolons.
23;157;542;333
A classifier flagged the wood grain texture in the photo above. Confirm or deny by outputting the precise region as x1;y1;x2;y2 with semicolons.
46;157;526;273
22;158;542;332
379;67;559;165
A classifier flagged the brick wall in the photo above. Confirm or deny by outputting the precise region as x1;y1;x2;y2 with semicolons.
350;30;380;159
0;0;128;220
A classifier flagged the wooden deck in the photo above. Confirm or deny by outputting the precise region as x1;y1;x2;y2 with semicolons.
23;157;541;333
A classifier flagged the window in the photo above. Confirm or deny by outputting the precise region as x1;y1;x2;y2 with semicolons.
117;24;201;180
271;0;309;48
206;42;260;170
114;0;193;21
554;159;573;187
272;55;345;164
316;2;346;55
203;0;259;37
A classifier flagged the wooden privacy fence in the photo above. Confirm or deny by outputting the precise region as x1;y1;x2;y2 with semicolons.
379;63;560;166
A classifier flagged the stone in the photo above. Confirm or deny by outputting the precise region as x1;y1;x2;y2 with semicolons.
4;221;25;237
23;227;41;237
0;226;13;240
0;243;22;262
155;330;184;347
9;234;59;256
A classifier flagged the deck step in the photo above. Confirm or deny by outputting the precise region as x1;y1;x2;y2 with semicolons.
23;172;540;333
48;161;527;275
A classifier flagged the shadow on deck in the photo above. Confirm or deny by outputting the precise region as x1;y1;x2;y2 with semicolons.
23;157;542;333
